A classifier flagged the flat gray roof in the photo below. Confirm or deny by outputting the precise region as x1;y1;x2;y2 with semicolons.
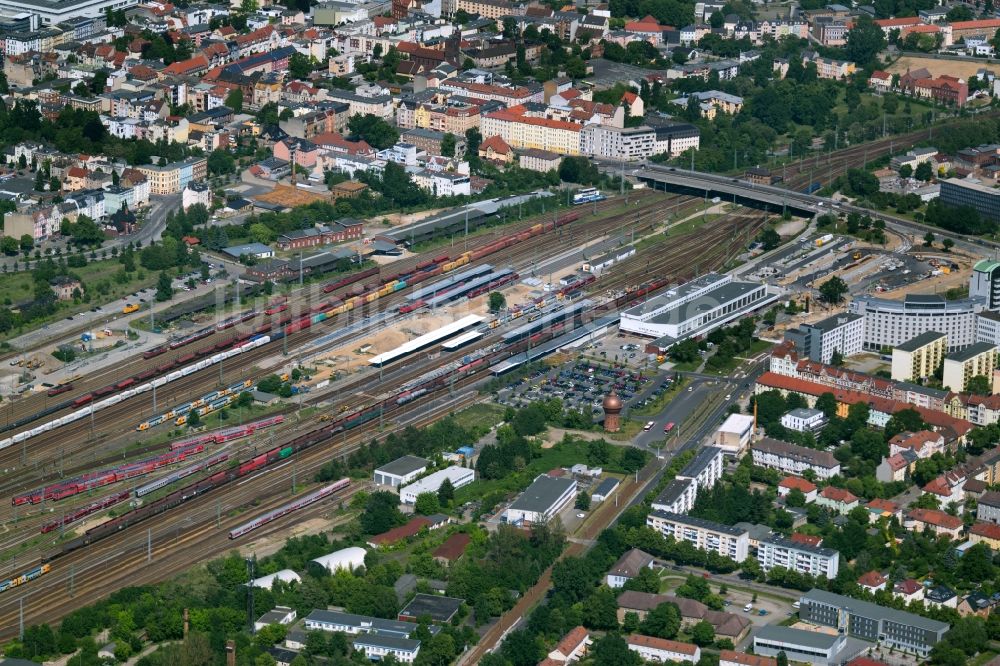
623;273;728;317
895;330;947;352
375;455;429;478
755;625;842;650
593;477;620;496
807;312;862;333
947;341;997;362
509;474;576;513
801;588;950;633
649;510;748;536
679;446;722;478
653;478;694;506
762;536;838;558
398;593;463;622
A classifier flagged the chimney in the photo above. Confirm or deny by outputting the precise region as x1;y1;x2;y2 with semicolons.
226;640;236;666
183;608;189;639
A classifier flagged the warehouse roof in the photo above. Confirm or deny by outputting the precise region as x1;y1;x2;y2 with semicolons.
375;455;429;478
508;474;576;513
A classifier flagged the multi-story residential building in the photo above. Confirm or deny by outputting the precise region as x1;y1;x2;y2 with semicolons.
969;521;1000;549
673;90;743;119
977;490;1000;523
798;589;949;656
889;430;945;459
784;312;864;364
941;177;1000;222
891;331;947;382
757;537;840;579
649;121;700;157
646;511;749;562
751;438;841;479
942;342;997;393
809;55;856;79
411;169;471;197
453;0;524;19
676;446;724;490
905;508;964;538
518;148;562;172
135;156;207;195
480;108;582;155
580;124;655;161
777;476;817;502
850;293;987;352
606;548;655;588
652;478;698;515
780;408;828;433
302;610;428;662
815;486;859;514
439;79;542;106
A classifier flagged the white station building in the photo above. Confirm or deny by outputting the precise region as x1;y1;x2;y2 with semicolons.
619;273;776;351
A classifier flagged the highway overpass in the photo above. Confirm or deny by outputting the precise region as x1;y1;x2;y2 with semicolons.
624;163;998;255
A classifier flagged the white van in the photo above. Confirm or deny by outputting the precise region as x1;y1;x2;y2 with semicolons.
744;603;753;613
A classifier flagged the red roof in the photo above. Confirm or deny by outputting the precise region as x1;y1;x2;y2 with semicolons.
971;521;1000;540
622;91;639;105
480;135;512;155
951;18;1000;30
874;16;921;27
626;634;698;655
373;16;396;27
431;532;470;562
369;516;432;545
846;658;890;666
790;532;823;547
720;651;777;666
894;579;922;596
857;570;887;588
870;70;892;80
779;476;817;493
485;109;583;132
905;24;940;33
867;498;899;513
554;626;589;657
907;508;962;530
163;54;209;76
820;486;858;504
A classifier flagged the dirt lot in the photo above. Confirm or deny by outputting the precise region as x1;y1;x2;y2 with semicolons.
888;56;985;80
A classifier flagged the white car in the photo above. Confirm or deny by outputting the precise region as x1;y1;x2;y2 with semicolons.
744;603;753;613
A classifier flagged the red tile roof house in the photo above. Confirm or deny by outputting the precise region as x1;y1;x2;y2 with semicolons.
720;650;777;666
545;626;591;663
431;532;470;567
857;570;888;593
777;476;817;502
893;578;925;604
815;486;860;514
865;498;901;523
904;508;964;539
626;635;700;663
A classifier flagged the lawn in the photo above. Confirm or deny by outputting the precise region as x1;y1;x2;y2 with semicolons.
451;402;505;434
0;257;159;344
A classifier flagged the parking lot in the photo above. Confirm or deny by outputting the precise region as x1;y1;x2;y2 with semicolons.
497;358;664;419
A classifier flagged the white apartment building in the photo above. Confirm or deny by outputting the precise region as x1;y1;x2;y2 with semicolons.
646;511;749;562
677;445;724;489
652;478;698;514
784;313;864;364
751;438;841;479
626;636;700;664
758;537;840;579
850;293;987;352
579;124;656;161
780;408;828;433
942;342;997;393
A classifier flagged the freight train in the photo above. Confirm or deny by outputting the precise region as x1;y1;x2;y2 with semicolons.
1;211;582;459
40;491;130;534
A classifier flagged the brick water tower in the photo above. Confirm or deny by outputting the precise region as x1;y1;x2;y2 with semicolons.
603;390;623;433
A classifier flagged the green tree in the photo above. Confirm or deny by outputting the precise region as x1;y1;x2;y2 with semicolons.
884;408;927;440
414;492;440;516
776;652;789;666
639;602;680;639
187;408;201;428
967;375;992;395
943;238;955;252
915;161;933;181
924;231;936;246
819;276;848;304
758;227;781;251
830;350;844;367
691;620;715;647
207;149;235;175
441;132;456;157
785;487;806;507
899;164;913;178
575;492;590;510
591;635;641;666
845;15;887;66
225;88;244;113
347;114;400;150
488;291;506;313
249;222;275;244
289;52;313;80
0;236;17;255
360;490;404;534
20;234;33;253
437;477;454;506
156;271;173;302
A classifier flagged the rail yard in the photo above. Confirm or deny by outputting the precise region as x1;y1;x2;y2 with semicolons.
0;148;865;638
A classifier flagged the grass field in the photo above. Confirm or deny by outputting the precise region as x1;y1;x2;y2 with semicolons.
451;402;505;434
888;56;986;81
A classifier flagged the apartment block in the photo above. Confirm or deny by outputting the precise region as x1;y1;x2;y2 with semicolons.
757;537;840;579
579;124;655;161
942;342;997;393
646;511;749;562
784;312;864;364
751;438;841;479
135;156;207;195
891;331;947;382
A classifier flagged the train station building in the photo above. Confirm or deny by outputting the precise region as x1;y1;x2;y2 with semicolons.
619;273;777;352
